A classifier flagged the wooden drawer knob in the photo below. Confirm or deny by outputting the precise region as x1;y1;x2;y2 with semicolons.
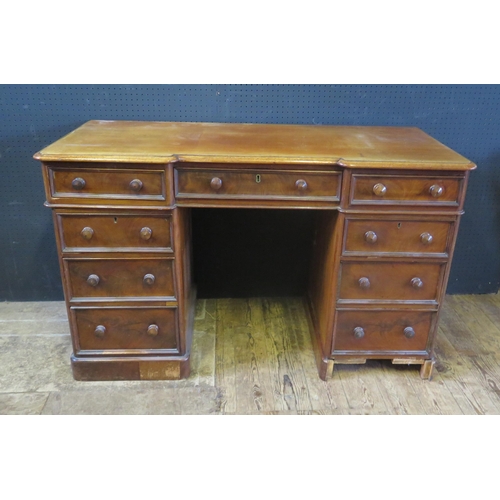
147;324;159;336
80;227;94;240
358;277;371;289
87;274;100;287
129;179;143;192
140;227;152;240
71;177;86;190
295;179;308;191
210;177;223;191
143;273;155;285
429;184;444;198
404;327;416;339
411;277;423;289
420;232;433;245
353;327;365;339
94;325;106;338
364;231;378;243
372;183;387;197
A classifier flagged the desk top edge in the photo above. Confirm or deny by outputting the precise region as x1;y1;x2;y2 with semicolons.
33;120;476;171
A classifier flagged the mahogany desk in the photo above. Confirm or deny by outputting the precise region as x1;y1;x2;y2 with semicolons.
34;121;476;381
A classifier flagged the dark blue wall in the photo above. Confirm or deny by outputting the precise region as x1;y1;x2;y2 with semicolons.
1;84;498;300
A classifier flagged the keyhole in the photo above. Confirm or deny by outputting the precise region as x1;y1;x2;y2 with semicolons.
397;222;401;229
256;174;261;183
114;217;118;223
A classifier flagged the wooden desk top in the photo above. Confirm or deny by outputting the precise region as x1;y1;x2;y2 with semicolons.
34;120;476;170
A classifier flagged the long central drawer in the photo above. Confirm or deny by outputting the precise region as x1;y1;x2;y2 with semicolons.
175;167;341;201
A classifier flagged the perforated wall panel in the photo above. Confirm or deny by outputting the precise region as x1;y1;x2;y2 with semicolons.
0;84;498;300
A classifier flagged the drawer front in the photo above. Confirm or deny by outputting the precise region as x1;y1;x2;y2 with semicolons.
343;219;452;256
65;258;175;300
338;262;444;303
333;310;434;353
350;174;463;206
48;164;168;203
73;307;178;352
58;213;173;252
175;168;341;201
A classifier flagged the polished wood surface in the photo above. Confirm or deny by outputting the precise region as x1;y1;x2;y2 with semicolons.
34;121;476;170
35;120;474;382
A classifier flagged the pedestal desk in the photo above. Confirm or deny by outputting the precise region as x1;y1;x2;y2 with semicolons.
34;121;476;381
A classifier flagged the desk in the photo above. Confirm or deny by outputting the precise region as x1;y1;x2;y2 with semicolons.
35;121;476;381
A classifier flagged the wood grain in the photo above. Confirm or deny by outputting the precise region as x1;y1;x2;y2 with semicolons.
34;121;476;170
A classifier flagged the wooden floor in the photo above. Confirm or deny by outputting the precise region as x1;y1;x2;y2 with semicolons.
1;294;500;414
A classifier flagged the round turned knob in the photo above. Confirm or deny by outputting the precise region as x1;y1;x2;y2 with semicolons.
87;274;100;287
404;327;416;339
140;227;152;240
364;231;378;243
94;325;106;338
353;327;365;339
71;177;86;190
411;277;423;289
295;179;308;191
129;179;143;192
358;277;371;289
429;184;444;198
80;227;94;240
420;232;433;245
143;273;155;285
147;324;159;336
372;183;387;197
210;177;222;191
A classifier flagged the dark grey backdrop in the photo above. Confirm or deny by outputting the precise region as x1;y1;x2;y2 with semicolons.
1;84;498;301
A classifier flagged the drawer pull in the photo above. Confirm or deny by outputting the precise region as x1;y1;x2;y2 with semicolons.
147;324;159;336
210;177;223;191
140;227;153;240
295;179;308;192
358;277;371;289
71;177;86;190
94;325;106;338
353;327;365;339
404;327;416;339
420;232;433;245
411;277;423;289
429;184;444;198
364;231;378;243
372;183;387;197
80;227;94;240
87;274;100;287
143;273;155;285
129;179;143;192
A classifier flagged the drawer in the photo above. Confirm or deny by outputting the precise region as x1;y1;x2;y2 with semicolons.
73;307;178;353
47;163;169;204
349;173;463;207
57;213;173;252
65;258;175;300
333;310;434;353
343;219;452;256
175;167;341;201
338;262;444;303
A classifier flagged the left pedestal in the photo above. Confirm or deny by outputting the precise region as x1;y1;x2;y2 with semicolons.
41;161;193;381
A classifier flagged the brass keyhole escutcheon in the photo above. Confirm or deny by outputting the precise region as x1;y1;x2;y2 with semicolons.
256;174;261;183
